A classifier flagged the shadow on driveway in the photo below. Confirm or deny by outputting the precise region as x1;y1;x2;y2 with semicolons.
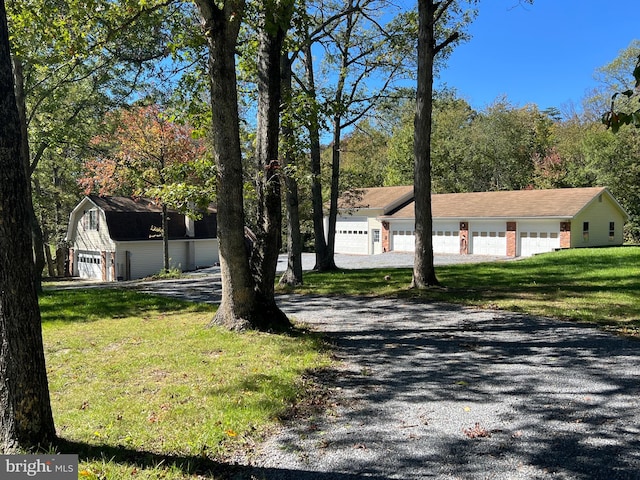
247;295;640;479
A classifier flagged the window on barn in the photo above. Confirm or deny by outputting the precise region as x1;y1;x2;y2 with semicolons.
582;222;589;242
88;210;99;231
609;222;615;241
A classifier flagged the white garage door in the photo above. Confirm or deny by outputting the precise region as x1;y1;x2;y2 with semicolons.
335;217;369;254
470;222;507;256
432;221;460;254
77;251;102;279
519;221;561;257
389;222;415;252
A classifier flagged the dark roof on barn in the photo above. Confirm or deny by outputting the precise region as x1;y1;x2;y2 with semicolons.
88;195;216;241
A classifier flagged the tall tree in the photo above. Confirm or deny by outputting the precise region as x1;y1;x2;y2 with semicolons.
320;0;415;271
291;0;415;271
250;0;294;323
0;0;56;451
279;49;304;286
195;0;292;331
412;0;469;288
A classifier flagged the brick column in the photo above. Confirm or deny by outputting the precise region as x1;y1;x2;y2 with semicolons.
560;222;571;248
110;252;116;281
68;248;75;277
506;222;517;257
101;251;107;281
459;222;469;255
381;221;390;253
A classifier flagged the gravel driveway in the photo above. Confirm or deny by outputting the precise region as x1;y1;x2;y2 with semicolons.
236;296;640;480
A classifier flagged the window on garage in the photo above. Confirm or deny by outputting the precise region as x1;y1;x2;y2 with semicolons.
583;222;589;242
609;222;615;241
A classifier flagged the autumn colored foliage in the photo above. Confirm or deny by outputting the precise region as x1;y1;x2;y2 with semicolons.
80;105;207;199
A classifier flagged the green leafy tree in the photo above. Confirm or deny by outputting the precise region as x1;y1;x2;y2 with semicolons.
7;0;193;285
467;99;552;191
602;49;640;132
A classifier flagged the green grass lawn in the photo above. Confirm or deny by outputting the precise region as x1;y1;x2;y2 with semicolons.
39;289;331;479
291;246;640;331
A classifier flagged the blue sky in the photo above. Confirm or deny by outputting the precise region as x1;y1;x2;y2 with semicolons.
434;0;638;112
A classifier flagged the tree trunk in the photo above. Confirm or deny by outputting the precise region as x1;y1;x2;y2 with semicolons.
0;0;56;451
196;1;290;331
44;243;56;278
12;55;45;292
196;0;255;330
279;53;303;287
411;0;439;288
250;2;293;329
55;245;66;277
302;42;331;271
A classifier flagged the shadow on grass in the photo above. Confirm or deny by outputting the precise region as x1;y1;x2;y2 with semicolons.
39;288;214;324
57;439;390;479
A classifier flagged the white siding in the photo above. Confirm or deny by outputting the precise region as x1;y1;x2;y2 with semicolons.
572;193;627;248
73;207;114;253
194;239;220;268
114;239;219;280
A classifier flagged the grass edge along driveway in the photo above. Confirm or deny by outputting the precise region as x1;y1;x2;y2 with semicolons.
291;246;640;334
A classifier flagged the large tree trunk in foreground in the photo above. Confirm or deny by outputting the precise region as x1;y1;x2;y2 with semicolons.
195;0;291;331
250;2;293;329
412;0;439;288
0;0;56;451
196;0;256;330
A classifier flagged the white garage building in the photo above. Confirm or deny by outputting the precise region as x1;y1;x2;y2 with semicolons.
330;186;628;257
66;195;219;281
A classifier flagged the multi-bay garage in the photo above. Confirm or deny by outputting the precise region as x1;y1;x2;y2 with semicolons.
330;186;628;258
